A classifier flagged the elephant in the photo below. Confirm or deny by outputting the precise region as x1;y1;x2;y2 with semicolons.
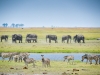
26;34;37;43
0;35;8;42
46;34;57;43
25;37;31;43
73;34;85;43
62;35;71;43
12;34;22;43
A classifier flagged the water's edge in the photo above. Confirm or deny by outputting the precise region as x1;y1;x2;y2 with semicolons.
0;53;100;61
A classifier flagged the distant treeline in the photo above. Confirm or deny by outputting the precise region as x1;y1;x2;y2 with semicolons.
1;23;24;28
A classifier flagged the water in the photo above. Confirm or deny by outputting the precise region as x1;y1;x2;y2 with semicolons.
29;53;84;61
0;53;100;62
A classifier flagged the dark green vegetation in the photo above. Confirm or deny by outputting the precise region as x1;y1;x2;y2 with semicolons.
0;27;100;53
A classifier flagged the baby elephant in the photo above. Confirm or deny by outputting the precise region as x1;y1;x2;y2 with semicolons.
41;55;50;67
23;56;35;68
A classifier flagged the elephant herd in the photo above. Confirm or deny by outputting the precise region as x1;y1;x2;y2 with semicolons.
0;34;85;43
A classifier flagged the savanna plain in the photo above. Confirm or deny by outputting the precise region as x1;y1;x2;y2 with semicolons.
0;27;100;75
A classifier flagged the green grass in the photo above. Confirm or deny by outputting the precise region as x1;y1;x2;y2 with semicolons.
0;27;100;53
0;40;100;53
0;60;100;75
0;27;100;75
0;27;100;40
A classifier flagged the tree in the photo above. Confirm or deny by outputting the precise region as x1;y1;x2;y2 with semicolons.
11;23;15;28
19;24;24;28
16;24;19;28
2;23;8;27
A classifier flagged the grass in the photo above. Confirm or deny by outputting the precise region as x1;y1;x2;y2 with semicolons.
0;40;100;53
0;27;100;40
0;60;100;75
0;27;100;53
0;27;100;75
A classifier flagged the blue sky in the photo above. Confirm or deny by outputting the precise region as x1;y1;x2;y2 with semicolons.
0;0;100;27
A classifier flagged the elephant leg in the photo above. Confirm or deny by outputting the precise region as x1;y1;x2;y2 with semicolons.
62;40;63;43
70;39;71;43
67;39;69;43
21;40;22;43
75;39;77;43
34;39;35;43
83;39;85;43
1;39;2;42
49;39;51;43
27;40;29;43
33;40;34;43
35;39;37;43
56;40;58;43
78;40;80;43
63;40;65;43
5;38;6;42
55;40;56;43
19;40;20;43
5;38;7;41
33;39;34;43
56;40;57;43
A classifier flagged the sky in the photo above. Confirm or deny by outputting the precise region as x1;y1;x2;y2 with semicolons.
0;0;100;27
